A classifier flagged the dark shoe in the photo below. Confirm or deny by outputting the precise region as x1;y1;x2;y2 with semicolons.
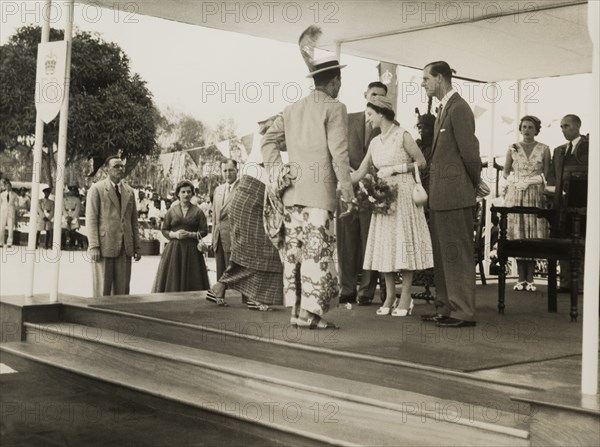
436;317;476;328
411;290;435;302
357;296;373;306
339;294;356;304
421;312;448;323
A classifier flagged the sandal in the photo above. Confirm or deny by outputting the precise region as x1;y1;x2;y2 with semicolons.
525;282;536;292
247;299;272;312
206;289;228;307
296;316;339;330
513;282;526;291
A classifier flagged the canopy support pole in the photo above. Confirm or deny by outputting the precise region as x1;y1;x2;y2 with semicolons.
25;0;52;298
50;0;74;303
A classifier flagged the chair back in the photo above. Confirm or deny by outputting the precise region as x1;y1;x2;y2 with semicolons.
553;164;588;238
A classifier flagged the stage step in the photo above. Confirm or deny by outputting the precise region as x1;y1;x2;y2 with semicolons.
58;304;538;429
1;321;530;447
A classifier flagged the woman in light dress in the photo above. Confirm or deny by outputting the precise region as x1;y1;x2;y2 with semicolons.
351;96;434;316
503;115;551;292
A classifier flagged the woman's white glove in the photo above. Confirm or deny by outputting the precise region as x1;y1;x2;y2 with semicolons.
377;166;395;179
377;163;408;179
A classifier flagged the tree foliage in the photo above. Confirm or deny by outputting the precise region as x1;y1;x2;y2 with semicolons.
0;25;159;183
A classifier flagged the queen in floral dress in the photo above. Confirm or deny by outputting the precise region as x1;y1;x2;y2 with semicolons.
503;115;551;292
351;96;433;316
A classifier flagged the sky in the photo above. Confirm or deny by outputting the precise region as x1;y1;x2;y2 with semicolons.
0;0;593;157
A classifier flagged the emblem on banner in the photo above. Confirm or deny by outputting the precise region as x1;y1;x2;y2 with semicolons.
35;41;68;124
381;69;393;85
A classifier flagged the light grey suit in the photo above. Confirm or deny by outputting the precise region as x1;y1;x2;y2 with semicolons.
86;178;140;297
212;180;238;279
262;89;354;316
429;92;481;321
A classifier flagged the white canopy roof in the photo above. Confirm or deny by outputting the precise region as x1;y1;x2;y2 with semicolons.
85;0;592;82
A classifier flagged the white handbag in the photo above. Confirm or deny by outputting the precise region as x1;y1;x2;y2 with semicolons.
412;162;428;207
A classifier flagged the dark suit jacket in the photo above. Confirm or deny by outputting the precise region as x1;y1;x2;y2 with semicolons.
86;178;140;258
347;112;380;170
547;135;589;189
429;93;481;211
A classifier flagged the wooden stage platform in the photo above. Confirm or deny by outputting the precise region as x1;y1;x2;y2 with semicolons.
1;283;598;446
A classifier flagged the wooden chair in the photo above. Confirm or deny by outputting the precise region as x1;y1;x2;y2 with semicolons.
491;165;587;321
473;199;487;285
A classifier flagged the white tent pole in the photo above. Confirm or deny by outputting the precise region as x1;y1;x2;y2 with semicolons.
516;80;522;143
25;0;52;298
581;0;599;396
50;0;74;303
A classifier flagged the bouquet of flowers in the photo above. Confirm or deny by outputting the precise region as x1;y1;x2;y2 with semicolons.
355;173;397;215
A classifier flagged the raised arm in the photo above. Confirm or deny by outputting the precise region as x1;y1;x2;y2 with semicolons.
350;145;373;184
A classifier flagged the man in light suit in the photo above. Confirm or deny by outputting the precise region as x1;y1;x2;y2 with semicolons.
337;81;387;305
547;114;589;292
0;180;18;248
262;55;356;329
86;156;141;297
420;61;481;328
212;159;239;280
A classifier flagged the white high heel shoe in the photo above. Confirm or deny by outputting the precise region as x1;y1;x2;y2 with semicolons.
376;306;391;316
392;300;414;317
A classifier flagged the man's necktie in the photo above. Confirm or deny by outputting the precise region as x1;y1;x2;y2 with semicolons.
115;184;121;205
566;142;573;156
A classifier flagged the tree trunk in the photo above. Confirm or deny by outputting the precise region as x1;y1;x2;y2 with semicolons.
44;149;54;187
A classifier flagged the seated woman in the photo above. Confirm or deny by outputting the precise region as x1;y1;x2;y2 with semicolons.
152;180;210;293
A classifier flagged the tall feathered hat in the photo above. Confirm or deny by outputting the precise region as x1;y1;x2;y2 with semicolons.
299;26;346;78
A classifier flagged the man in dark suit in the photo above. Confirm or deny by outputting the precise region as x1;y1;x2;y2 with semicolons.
86;156;141;297
547;114;589;291
212;159;239;280
420;61;481;328
337;81;387;305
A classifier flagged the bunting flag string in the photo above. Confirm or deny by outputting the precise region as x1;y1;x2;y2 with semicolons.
158;152;175;173
473;105;488;119
215;140;230;157
240;134;254;156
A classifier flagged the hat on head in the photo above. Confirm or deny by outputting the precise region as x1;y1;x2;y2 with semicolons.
306;55;346;78
369;95;394;111
298;26;346;78
42;187;52;194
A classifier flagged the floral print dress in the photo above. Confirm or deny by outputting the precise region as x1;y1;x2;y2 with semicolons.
504;142;550;240
363;126;434;272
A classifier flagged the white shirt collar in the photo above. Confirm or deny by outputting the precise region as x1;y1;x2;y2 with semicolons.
569;135;581;148
439;89;457;110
